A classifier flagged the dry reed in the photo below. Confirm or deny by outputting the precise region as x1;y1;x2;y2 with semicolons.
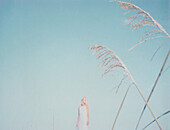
110;1;170;51
89;45;162;130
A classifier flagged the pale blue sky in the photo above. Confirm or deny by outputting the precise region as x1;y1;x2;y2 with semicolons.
0;0;170;130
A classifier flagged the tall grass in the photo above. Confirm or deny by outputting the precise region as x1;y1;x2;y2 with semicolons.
88;1;169;129
110;1;170;51
111;1;170;129
89;45;162;130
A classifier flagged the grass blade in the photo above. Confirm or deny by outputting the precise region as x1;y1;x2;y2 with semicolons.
143;111;170;130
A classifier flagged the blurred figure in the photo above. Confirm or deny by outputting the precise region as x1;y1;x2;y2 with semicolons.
76;97;90;130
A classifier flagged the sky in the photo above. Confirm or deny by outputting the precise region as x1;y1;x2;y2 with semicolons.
0;0;170;130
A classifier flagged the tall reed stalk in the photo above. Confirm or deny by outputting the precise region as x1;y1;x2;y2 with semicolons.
136;50;170;130
112;84;131;130
89;45;162;130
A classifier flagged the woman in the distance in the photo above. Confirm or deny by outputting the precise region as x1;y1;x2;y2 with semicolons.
76;97;90;130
